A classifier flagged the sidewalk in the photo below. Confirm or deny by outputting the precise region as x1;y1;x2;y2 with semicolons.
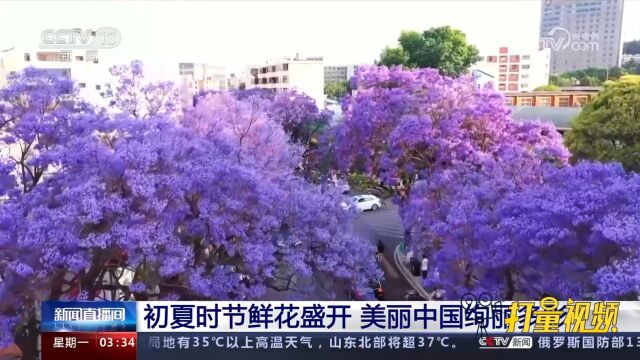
393;245;432;300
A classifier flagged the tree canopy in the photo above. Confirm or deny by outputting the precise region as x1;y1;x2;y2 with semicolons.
0;65;377;350
331;65;640;300
565;76;640;171
377;26;480;76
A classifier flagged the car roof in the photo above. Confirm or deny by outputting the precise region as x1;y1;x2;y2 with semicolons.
352;195;377;199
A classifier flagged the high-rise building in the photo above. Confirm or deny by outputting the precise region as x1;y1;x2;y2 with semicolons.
473;46;551;92
247;55;325;107
539;0;625;74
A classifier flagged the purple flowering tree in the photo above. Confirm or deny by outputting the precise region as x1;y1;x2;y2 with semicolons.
1;70;377;353
0;68;100;196
184;92;302;174
332;65;578;299
101;60;180;119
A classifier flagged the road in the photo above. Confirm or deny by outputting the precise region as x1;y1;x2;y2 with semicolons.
352;200;415;301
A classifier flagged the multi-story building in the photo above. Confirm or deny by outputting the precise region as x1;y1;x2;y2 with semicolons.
324;65;357;86
473;46;551;92
539;0;625;74
0;47;110;105
247;55;325;107
178;63;227;107
504;89;599;107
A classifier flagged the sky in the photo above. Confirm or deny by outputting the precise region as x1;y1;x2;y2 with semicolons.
1;0;639;74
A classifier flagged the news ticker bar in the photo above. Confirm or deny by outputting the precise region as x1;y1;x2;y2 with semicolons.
41;300;636;333
42;333;640;360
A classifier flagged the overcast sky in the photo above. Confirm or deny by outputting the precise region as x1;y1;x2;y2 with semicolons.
1;0;639;73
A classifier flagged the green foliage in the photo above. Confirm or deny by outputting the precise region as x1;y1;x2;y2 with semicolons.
550;67;629;87
378;26;480;76
565;77;640;171
623;39;640;55
325;80;348;100
533;84;561;91
377;47;410;67
347;173;392;197
549;74;576;87
622;59;640;75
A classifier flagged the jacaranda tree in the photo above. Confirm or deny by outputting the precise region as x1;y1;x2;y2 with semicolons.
0;67;377;355
101;60;180;119
337;66;640;301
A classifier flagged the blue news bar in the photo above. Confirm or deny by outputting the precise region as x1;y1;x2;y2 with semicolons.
41;301;137;332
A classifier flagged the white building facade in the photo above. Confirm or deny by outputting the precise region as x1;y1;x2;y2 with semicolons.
0;47;111;105
178;62;227;107
247;55;325;107
540;0;625;74
473;46;551;92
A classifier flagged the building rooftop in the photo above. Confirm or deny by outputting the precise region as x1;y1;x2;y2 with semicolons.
508;106;581;131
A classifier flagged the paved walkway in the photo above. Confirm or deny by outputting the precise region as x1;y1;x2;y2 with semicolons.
393;244;432;300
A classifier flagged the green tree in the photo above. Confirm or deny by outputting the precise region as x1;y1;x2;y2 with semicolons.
377;47;410;67
565;76;640;171
378;26;480;76
623;39;640;55
623;59;640;75
550;74;576;87
325;80;348;100
534;84;561;91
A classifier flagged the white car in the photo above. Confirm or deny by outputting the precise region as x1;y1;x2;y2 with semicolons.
343;195;383;212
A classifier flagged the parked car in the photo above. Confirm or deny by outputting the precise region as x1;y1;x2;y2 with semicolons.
342;195;383;212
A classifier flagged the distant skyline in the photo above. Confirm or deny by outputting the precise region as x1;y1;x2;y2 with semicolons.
1;0;639;74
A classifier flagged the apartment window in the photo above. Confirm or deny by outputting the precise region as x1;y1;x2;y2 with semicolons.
558;96;570;107
522;64;530;70
499;47;509;54
487;56;497;63
271;66;276;72
521;83;529;89
24;53;31;61
283;63;289;71
499;55;508;63
78;83;86;88
498;83;506;91
508;74;519;81
499;74;507;82
504;96;515;106
509;55;520;63
75;56;84;61
521;74;529;79
95;84;101;90
510;64;519;72
477;56;484;61
537;97;552;106
499;65;507;73
520;97;533;106
508;83;518;91
261;78;267;84
282;76;288;83
523;55;531;60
